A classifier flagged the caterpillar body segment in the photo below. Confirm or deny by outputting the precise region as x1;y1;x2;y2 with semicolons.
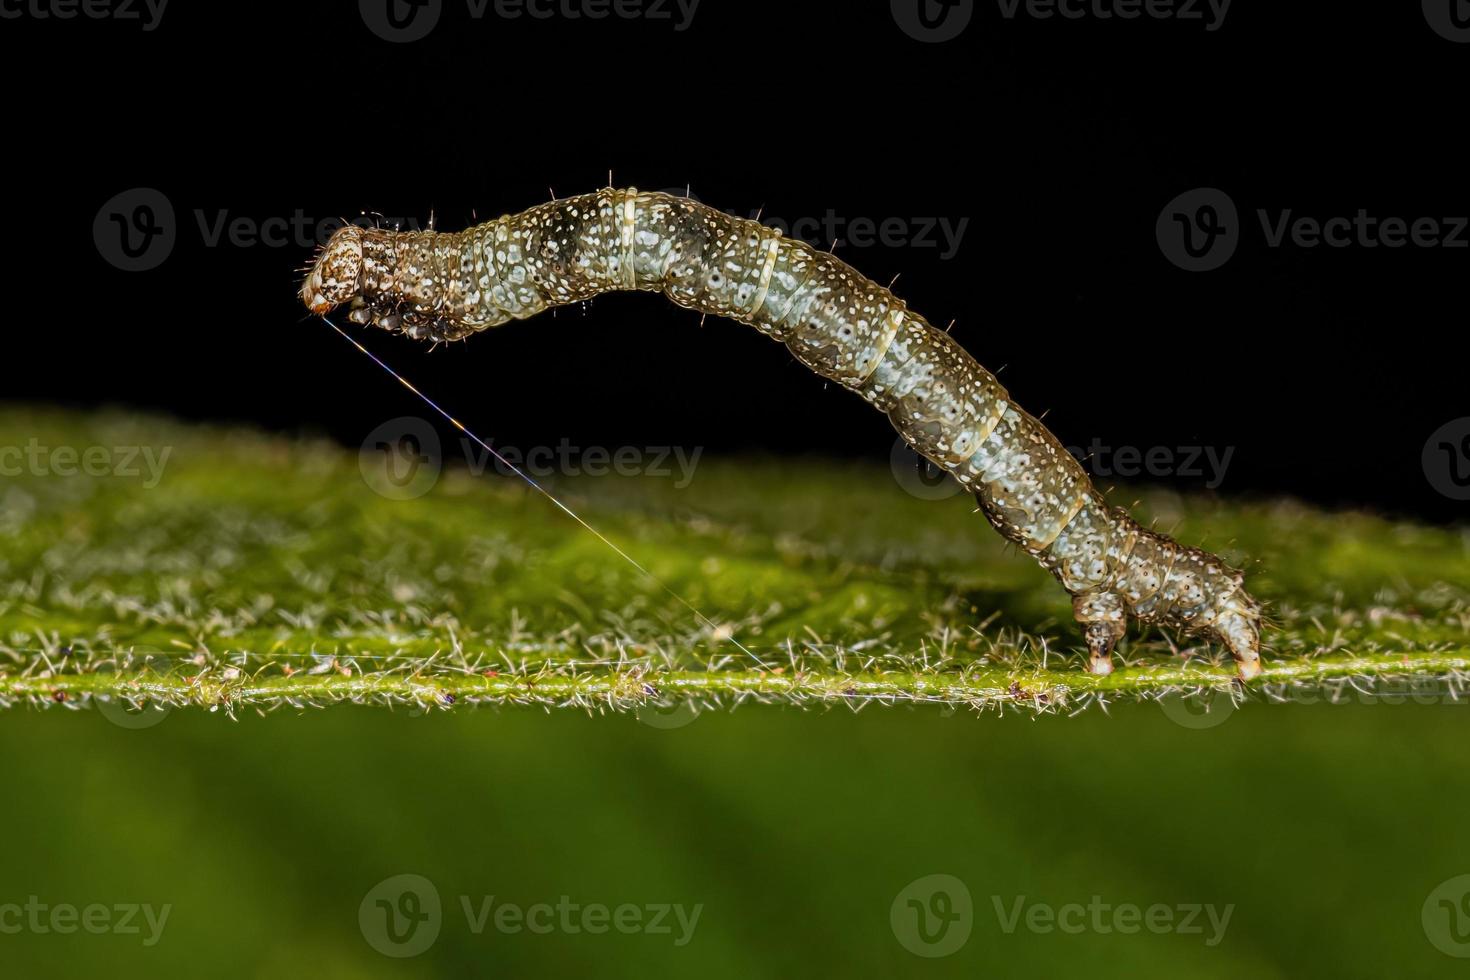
302;188;1262;679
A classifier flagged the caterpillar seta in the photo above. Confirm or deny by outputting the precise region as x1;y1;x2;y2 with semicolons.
301;188;1263;679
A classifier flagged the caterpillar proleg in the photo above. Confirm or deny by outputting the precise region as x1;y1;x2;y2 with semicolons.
302;188;1263;679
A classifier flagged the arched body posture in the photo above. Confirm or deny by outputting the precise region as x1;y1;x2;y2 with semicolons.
302;188;1263;678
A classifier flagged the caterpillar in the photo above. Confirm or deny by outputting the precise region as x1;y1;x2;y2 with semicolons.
301;188;1263;679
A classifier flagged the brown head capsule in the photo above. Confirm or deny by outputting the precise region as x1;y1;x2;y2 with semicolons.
301;225;363;315
302;223;480;343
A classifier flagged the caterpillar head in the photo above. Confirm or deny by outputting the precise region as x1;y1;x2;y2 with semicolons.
301;225;364;315
301;225;475;343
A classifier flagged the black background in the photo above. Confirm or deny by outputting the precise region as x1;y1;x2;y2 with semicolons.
7;0;1467;520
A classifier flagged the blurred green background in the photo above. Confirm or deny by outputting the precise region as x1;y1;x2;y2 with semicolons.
2;699;1469;977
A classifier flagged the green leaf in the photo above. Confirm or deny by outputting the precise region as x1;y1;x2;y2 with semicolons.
2;408;1466;717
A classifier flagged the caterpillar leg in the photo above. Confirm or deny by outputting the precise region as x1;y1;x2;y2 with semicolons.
1073;593;1127;676
1214;606;1264;681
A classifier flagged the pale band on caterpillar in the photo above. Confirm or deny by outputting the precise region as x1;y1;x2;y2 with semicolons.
301;187;1263;680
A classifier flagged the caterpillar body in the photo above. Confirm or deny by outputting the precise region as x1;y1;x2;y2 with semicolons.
302;188;1263;679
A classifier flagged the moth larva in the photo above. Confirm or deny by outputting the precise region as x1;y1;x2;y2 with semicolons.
302;188;1263;679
